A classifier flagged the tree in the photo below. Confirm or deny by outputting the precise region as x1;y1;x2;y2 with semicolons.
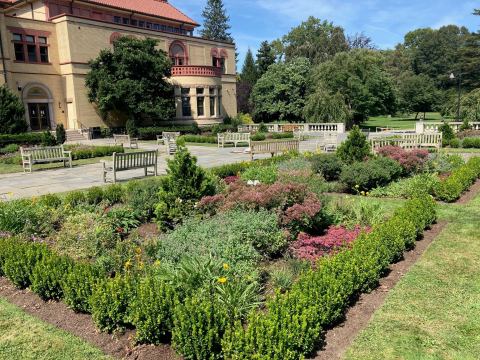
240;49;258;85
443;89;480;122
459;32;480;91
313;49;397;123
256;41;276;77
200;0;233;42
303;88;351;124
336;125;371;163
348;32;376;50
85;37;175;126
397;72;439;117
0;85;27;134
236;80;253;114
250;58;311;122
279;17;349;65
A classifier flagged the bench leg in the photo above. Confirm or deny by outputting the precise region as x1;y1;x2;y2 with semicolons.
113;171;117;184
145;166;148;177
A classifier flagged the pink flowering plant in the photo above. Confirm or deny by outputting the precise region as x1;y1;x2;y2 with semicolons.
377;146;429;174
197;181;326;236
290;225;371;263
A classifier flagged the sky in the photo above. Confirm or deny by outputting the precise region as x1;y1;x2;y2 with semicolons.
172;0;479;66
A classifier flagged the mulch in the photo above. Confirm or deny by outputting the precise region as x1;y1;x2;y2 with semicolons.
1;180;479;360
0;277;179;360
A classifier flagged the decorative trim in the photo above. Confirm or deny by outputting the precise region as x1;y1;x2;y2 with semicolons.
7;27;52;37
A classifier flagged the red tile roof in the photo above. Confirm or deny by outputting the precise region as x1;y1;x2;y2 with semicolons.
85;0;198;26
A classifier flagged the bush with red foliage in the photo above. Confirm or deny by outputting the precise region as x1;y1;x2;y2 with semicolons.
197;181;325;236
290;225;370;263
377;146;429;174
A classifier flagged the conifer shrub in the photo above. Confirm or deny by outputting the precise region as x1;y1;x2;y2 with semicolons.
63;262;102;313
31;253;73;301
336;125;371;163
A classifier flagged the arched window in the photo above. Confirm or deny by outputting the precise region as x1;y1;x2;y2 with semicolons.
169;42;187;66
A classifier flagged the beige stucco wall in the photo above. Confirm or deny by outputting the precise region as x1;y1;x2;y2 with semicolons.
1;6;237;130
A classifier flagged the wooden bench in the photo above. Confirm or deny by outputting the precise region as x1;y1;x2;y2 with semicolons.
113;134;138;149
101;151;158;183
20;146;72;173
371;133;442;153
218;132;251;148
157;132;181;145
250;140;299;160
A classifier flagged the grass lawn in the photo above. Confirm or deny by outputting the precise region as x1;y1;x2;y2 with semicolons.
441;148;480;154
345;194;480;360
0;297;111;360
362;112;447;131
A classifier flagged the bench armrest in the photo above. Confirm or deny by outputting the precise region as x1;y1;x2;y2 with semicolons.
21;153;32;160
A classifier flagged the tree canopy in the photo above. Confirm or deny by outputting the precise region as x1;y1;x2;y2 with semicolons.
240;49;259;86
0;85;28;134
303;87;351;124
85;37;175;126
396;72;439;117
313;49;397;122
200;0;233;43
250;58;311;122
256;41;276;77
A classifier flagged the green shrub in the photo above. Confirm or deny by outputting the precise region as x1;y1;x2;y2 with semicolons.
449;138;461;148
90;275;136;333
425;153;464;174
439;122;455;145
103;184;125;205
271;132;294;139
462;137;480;148
258;122;269;133
155;147;216;230
0;133;44;146
180;135;217;144
0;199;54;236
85;187;104;205
3;242;48;289
123;178;162;220
132;275;176;344
370;173;441;199
210;162;250;178
434;157;480;202
0;85;28;134
172;294;227;360
336;126;370;163
38;193;62;208
31;253;73;301
68;145;124;160
41;131;57;146
126;119;139;137
222;196;437;359
63;262;102;313
55;124;66;144
240;164;278;184
0;143;20;154
251;133;266;141
63;190;87;207
309;154;343;181
340;157;403;191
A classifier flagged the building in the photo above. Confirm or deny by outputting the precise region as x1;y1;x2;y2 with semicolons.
0;0;237;136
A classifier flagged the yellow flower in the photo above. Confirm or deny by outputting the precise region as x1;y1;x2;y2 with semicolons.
125;260;132;270
361;191;366;196
135;247;142;255
217;277;228;284
223;263;229;270
366;192;370;196
355;185;360;188
154;260;161;267
138;261;144;270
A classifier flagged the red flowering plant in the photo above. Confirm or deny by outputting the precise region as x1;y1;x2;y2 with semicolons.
290;225;371;263
377;146;429;174
197;181;325;236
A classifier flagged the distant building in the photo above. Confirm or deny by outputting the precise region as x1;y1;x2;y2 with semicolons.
0;0;237;134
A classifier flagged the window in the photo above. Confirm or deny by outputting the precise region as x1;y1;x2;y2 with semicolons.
113;16;121;23
146;22;152;29
131;19;138;26
122;17;130;25
197;88;205;117
209;88;216;117
181;88;191;117
153;23;160;30
12;33;49;63
212;57;226;74
169;42;186;66
138;21;145;27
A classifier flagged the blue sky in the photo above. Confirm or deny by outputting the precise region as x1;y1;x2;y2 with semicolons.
173;0;479;66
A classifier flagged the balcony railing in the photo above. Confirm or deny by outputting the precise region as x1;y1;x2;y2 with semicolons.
172;65;223;78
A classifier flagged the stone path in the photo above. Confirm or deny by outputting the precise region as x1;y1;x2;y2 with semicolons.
0;140;317;200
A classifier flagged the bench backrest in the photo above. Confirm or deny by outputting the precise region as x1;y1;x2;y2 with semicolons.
21;146;65;160
113;151;157;171
220;132;251;141
251;140;299;154
162;132;181;141
113;134;131;144
371;133;442;152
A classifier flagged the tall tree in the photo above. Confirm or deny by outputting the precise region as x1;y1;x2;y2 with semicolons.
200;0;233;42
85;37;175;126
256;41;276;77
303;87;351;124
0;85;28;134
347;32;376;50
396;72;439;118
279;17;349;65
240;49;259;85
250;57;311;122
313;49;397;123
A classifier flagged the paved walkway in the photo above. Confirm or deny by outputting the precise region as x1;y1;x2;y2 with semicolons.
0;140;317;200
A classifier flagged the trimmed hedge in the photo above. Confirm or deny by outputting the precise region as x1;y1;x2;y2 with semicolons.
434;157;480;202
221;195;437;359
0;133;43;146
179;135;217;144
67;145;125;160
461;137;480;149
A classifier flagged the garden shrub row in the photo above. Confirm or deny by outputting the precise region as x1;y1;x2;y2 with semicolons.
0;133;44;146
220;195;437;359
135;124;236;140
66;145;125;160
433;156;480;202
178;134;217;144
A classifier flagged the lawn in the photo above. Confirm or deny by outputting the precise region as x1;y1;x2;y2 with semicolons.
362;112;447;131
0;297;111;360
345;194;480;360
